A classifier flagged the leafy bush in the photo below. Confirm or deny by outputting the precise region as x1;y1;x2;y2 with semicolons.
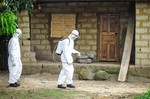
5;0;36;13
0;0;36;35
134;90;150;99
0;11;17;35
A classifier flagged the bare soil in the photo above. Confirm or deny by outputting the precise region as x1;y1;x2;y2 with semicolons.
0;71;150;99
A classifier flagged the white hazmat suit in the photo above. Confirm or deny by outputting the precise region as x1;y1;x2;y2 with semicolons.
57;30;80;89
8;29;22;87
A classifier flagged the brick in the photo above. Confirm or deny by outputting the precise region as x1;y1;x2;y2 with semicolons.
82;24;93;28
78;19;88;22
136;9;140;14
82;35;93;39
136;15;148;20
136;22;141;27
97;7;107;12
40;19;49;23
35;24;45;28
31;19;40;23
141;59;150;65
135;59;141;65
21;46;30;52
79;29;86;34
136;28;148;34
22;40;30;45
141;47;150;53
87;29;97;34
22;34;30;39
92;46;97;50
141;35;150;40
35;35;45;39
45;45;51;50
41;40;50;44
143;22;150;27
143;9;150;14
19;23;29;28
21;58;30;63
80;46;91;50
87;41;96;45
23;52;31;57
136;3;148;8
36;14;46;18
31;40;40;45
22;28;30;33
35;45;46;50
79;40;87;45
136;54;148;59
31;29;41;34
22;17;29;22
136;41;148;46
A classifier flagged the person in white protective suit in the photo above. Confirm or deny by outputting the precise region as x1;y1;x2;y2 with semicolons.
8;29;22;87
57;30;80;89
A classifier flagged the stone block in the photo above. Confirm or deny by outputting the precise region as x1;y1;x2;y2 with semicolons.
79;68;95;80
94;70;109;80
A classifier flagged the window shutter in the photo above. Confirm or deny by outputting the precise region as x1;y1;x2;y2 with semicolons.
51;14;76;38
51;14;63;38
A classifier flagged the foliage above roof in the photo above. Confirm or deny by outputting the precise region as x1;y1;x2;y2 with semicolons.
5;0;36;13
37;0;150;3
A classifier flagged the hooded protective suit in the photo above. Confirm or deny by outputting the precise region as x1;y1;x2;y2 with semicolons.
57;30;80;85
8;29;22;84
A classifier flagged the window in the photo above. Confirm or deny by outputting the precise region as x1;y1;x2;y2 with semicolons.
51;14;76;38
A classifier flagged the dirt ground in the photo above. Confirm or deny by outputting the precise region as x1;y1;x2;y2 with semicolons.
0;71;150;99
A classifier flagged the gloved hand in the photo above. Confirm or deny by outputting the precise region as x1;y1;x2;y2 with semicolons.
12;60;16;66
77;52;81;56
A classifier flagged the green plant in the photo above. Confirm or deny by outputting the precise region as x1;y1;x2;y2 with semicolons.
134;90;150;99
5;0;36;13
0;11;17;35
0;0;36;35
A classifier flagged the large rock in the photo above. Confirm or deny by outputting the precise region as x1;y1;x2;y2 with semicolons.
79;68;95;80
94;70;109;80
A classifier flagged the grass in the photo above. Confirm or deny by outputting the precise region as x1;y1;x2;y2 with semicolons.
0;88;93;99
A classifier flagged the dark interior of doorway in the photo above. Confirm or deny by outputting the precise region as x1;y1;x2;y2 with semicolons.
0;35;11;71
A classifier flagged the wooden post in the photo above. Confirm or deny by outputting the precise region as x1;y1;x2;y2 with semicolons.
118;3;135;82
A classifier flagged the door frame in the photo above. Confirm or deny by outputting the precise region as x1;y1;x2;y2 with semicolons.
97;13;120;62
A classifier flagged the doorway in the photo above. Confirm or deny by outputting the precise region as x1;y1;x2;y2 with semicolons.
0;35;11;70
98;14;120;62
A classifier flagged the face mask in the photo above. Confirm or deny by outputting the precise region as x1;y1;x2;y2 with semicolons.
71;34;78;40
17;33;22;38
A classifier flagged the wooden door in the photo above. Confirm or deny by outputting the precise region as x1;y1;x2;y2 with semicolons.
99;14;119;61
